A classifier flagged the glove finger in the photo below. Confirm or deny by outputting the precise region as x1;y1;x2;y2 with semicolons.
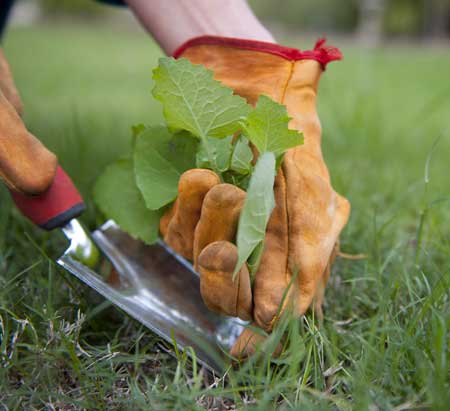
0;49;23;115
198;240;252;321
162;169;220;260
0;92;57;194
193;183;245;270
159;199;176;238
230;326;282;360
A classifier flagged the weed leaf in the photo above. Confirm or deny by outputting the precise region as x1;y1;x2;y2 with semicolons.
196;136;233;172
152;57;250;140
93;159;162;244
242;95;303;156
234;152;276;277
134;126;197;210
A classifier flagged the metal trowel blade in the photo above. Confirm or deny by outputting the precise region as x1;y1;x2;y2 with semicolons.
57;219;245;373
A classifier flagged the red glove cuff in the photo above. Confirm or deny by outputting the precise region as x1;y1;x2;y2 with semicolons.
172;36;342;69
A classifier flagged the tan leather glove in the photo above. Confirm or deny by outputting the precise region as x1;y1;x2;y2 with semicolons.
0;48;57;194
160;37;350;358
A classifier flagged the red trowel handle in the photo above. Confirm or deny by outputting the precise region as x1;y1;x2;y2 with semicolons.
10;166;85;230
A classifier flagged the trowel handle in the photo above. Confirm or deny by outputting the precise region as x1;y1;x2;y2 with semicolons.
10;166;85;230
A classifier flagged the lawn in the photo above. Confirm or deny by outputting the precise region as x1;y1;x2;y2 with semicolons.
0;24;449;410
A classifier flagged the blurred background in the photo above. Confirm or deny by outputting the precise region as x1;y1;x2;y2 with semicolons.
7;0;450;44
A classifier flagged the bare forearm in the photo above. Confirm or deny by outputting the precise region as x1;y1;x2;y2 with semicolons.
124;0;275;55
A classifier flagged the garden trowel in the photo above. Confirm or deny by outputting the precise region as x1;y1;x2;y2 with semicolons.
10;166;245;373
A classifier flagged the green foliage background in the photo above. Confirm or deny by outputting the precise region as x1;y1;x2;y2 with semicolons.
35;0;450;36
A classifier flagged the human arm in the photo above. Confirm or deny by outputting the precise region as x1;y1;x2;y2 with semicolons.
123;0;275;55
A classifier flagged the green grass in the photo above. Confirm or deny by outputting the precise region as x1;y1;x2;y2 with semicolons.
1;24;449;410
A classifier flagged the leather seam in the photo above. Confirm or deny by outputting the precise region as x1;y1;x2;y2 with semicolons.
280;61;294;105
280;62;293;291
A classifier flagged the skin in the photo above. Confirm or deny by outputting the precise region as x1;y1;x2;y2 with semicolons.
124;0;275;55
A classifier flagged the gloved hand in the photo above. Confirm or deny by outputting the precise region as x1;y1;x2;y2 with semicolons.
0;48;57;194
160;37;350;358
